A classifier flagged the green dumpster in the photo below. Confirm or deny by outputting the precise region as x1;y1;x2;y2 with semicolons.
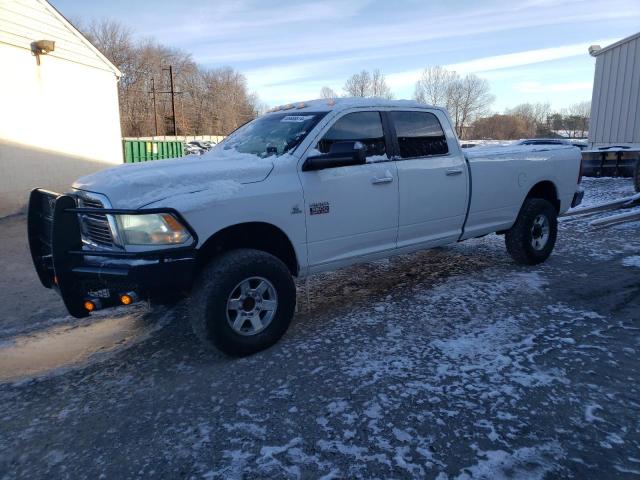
122;140;185;163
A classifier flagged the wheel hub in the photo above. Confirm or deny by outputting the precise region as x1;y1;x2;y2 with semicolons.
242;297;256;311
532;224;543;238
530;214;550;251
226;277;278;336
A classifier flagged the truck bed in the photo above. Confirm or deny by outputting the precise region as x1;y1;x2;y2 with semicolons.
461;144;581;240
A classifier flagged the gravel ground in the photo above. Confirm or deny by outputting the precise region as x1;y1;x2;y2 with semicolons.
0;177;639;479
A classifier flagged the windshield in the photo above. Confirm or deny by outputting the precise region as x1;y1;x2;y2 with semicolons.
220;112;327;158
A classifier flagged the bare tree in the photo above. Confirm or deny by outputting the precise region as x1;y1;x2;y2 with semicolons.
507;102;551;137
451;74;494;139
79;19;259;137
414;66;458;107
414;66;493;138
344;70;371;97
564;101;590;138
343;69;393;99
470;114;530;140
370;70;393;99
320;86;338;99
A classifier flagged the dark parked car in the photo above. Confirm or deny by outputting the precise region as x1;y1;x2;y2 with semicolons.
188;140;212;151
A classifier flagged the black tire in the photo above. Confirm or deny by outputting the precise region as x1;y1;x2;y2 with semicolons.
634;158;640;193
505;198;558;265
189;249;296;356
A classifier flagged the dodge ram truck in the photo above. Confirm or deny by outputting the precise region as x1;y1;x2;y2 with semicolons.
28;98;584;355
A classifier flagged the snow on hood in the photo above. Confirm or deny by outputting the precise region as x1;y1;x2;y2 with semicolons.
72;148;274;209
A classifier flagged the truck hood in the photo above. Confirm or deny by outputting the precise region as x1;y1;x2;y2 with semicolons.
72;149;274;209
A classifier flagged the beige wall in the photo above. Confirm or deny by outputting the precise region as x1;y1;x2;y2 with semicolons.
0;41;123;217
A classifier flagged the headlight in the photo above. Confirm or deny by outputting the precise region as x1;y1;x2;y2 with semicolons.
115;213;192;246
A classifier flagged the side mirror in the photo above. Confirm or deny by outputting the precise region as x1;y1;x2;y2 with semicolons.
302;141;367;172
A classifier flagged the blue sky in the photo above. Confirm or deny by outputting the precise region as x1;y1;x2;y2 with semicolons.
53;0;640;111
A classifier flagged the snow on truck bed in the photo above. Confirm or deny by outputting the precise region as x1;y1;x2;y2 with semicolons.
463;143;577;159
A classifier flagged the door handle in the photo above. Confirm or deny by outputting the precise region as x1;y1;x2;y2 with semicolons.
371;176;394;184
446;168;463;176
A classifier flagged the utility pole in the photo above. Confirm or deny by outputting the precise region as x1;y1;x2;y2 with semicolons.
150;77;159;136
152;66;182;137
162;65;178;136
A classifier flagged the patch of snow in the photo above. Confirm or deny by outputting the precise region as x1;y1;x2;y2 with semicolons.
584;403;604;423
393;427;412;442
622;256;640;268
73;152;273;209
455;442;564;480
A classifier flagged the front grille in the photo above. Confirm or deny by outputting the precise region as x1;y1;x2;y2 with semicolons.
77;195;116;248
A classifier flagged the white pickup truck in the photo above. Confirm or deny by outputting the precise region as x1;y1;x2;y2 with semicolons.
28;98;583;356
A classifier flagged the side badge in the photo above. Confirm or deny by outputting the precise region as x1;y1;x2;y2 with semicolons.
310;201;330;215
291;205;302;215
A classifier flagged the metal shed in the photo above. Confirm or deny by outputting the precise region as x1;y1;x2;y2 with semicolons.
588;32;640;149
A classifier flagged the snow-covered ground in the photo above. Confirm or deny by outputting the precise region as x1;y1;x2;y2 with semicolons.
0;177;639;479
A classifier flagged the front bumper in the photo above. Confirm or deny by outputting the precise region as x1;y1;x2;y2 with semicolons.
28;189;197;318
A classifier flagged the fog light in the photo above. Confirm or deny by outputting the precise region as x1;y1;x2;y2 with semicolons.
119;292;138;305
83;299;101;312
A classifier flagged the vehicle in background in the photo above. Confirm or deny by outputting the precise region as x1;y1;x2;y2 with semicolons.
185;143;206;155
189;140;212;151
28;98;583;357
516;138;587;150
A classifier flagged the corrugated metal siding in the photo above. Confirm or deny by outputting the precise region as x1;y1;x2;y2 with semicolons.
589;34;640;146
0;0;114;73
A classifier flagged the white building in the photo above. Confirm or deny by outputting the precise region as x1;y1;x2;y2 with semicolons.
0;0;123;217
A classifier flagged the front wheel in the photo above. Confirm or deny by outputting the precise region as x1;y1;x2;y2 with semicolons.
189;249;296;356
505;198;558;265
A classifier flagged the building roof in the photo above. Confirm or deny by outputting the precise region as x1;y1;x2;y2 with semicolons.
0;0;121;78
42;0;121;77
589;31;640;57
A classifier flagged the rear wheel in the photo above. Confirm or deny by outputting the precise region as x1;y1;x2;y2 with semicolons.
189;249;296;356
505;198;558;265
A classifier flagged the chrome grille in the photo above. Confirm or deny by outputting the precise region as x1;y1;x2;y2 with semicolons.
77;195;116;248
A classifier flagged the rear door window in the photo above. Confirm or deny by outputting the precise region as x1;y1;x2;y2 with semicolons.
317;111;387;160
389;111;449;158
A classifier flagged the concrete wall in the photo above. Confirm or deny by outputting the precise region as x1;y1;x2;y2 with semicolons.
589;33;640;148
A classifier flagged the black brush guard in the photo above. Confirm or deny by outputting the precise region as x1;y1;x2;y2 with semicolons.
28;189;198;318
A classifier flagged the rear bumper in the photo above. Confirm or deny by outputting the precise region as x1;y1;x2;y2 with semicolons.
28;189;197;318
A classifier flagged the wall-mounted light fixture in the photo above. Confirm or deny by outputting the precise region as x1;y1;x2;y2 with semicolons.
30;40;55;65
588;45;602;57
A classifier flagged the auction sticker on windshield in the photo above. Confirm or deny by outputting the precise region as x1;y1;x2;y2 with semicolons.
281;115;315;123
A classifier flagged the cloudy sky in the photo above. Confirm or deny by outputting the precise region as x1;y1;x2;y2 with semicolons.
53;0;640;111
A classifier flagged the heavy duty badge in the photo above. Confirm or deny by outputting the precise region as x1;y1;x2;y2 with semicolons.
309;201;330;215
